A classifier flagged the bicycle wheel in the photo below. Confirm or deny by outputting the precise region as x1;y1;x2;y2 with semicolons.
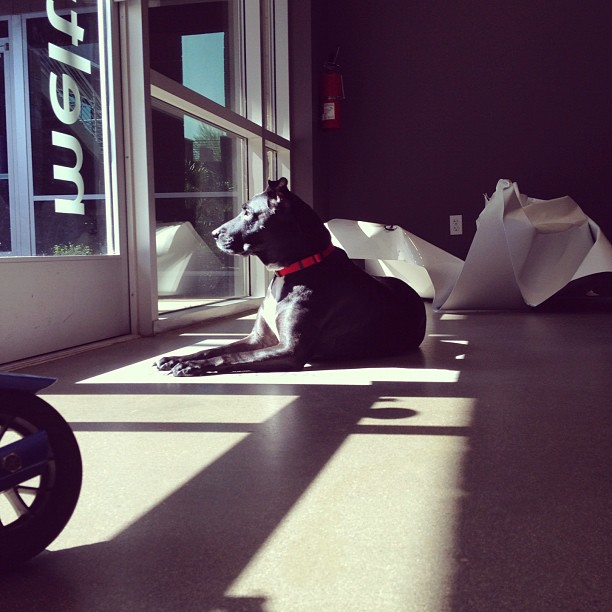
0;391;82;571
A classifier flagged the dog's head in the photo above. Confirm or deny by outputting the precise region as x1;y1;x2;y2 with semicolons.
212;178;331;269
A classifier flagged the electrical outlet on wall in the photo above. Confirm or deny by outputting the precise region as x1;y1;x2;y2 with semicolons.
450;214;463;235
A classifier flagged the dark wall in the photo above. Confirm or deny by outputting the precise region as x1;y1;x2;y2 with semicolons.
309;0;612;258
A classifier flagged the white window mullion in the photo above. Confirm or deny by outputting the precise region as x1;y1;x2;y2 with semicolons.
273;0;289;140
98;0;120;256
120;0;157;335
0;35;19;256
151;70;261;142
262;128;290;150
247;135;264;202
277;146;291;181
247;133;269;297
244;0;262;133
7;16;34;256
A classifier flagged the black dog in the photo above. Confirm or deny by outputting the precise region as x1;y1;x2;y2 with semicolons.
156;178;426;376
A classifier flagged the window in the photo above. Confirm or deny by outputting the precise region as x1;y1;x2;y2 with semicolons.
0;2;117;257
153;103;247;310
148;0;290;313
149;0;244;115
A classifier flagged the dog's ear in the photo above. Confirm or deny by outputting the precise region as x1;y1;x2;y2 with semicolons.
267;177;288;189
267;178;289;196
266;178;290;208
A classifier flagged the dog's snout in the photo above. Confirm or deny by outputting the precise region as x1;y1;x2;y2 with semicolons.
212;225;223;238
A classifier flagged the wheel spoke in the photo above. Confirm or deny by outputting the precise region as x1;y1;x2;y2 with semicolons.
16;484;42;494
4;488;31;518
0;417;15;444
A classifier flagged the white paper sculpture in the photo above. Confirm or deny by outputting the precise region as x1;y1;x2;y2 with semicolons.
326;179;612;310
325;219;464;305
441;179;612;309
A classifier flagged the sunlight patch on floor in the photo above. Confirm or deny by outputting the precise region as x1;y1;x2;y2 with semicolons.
439;313;468;321
74;357;460;386
226;431;470;611
179;332;247;337
41;394;296;425
440;339;469;360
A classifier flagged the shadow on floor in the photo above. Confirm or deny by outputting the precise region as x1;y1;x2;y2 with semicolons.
448;304;612;611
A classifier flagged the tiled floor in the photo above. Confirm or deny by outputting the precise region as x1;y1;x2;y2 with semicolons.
2;299;611;611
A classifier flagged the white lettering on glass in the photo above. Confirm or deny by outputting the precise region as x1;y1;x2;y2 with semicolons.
46;0;85;46
48;43;92;74
47;0;90;215
51;131;85;215
49;73;81;124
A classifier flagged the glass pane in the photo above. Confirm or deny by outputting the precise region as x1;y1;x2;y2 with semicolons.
26;5;113;256
149;0;244;115
34;199;107;256
265;147;277;182
152;103;246;312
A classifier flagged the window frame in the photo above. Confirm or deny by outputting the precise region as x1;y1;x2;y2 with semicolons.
148;0;290;307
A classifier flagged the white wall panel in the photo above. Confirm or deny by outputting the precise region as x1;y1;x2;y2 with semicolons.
0;257;130;364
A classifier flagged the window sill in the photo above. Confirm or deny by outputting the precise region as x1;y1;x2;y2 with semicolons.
153;297;263;334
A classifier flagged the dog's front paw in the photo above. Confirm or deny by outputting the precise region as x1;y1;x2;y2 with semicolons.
154;356;184;372
171;361;207;377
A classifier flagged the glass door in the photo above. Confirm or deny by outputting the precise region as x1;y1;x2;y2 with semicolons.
0;2;130;365
152;103;247;313
149;0;248;314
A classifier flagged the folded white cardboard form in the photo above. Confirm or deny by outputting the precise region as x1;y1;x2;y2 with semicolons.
325;218;464;304
326;179;612;310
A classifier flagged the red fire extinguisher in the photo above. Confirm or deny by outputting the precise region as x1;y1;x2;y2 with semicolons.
321;49;344;130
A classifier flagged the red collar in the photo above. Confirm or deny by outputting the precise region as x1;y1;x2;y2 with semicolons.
275;243;336;277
